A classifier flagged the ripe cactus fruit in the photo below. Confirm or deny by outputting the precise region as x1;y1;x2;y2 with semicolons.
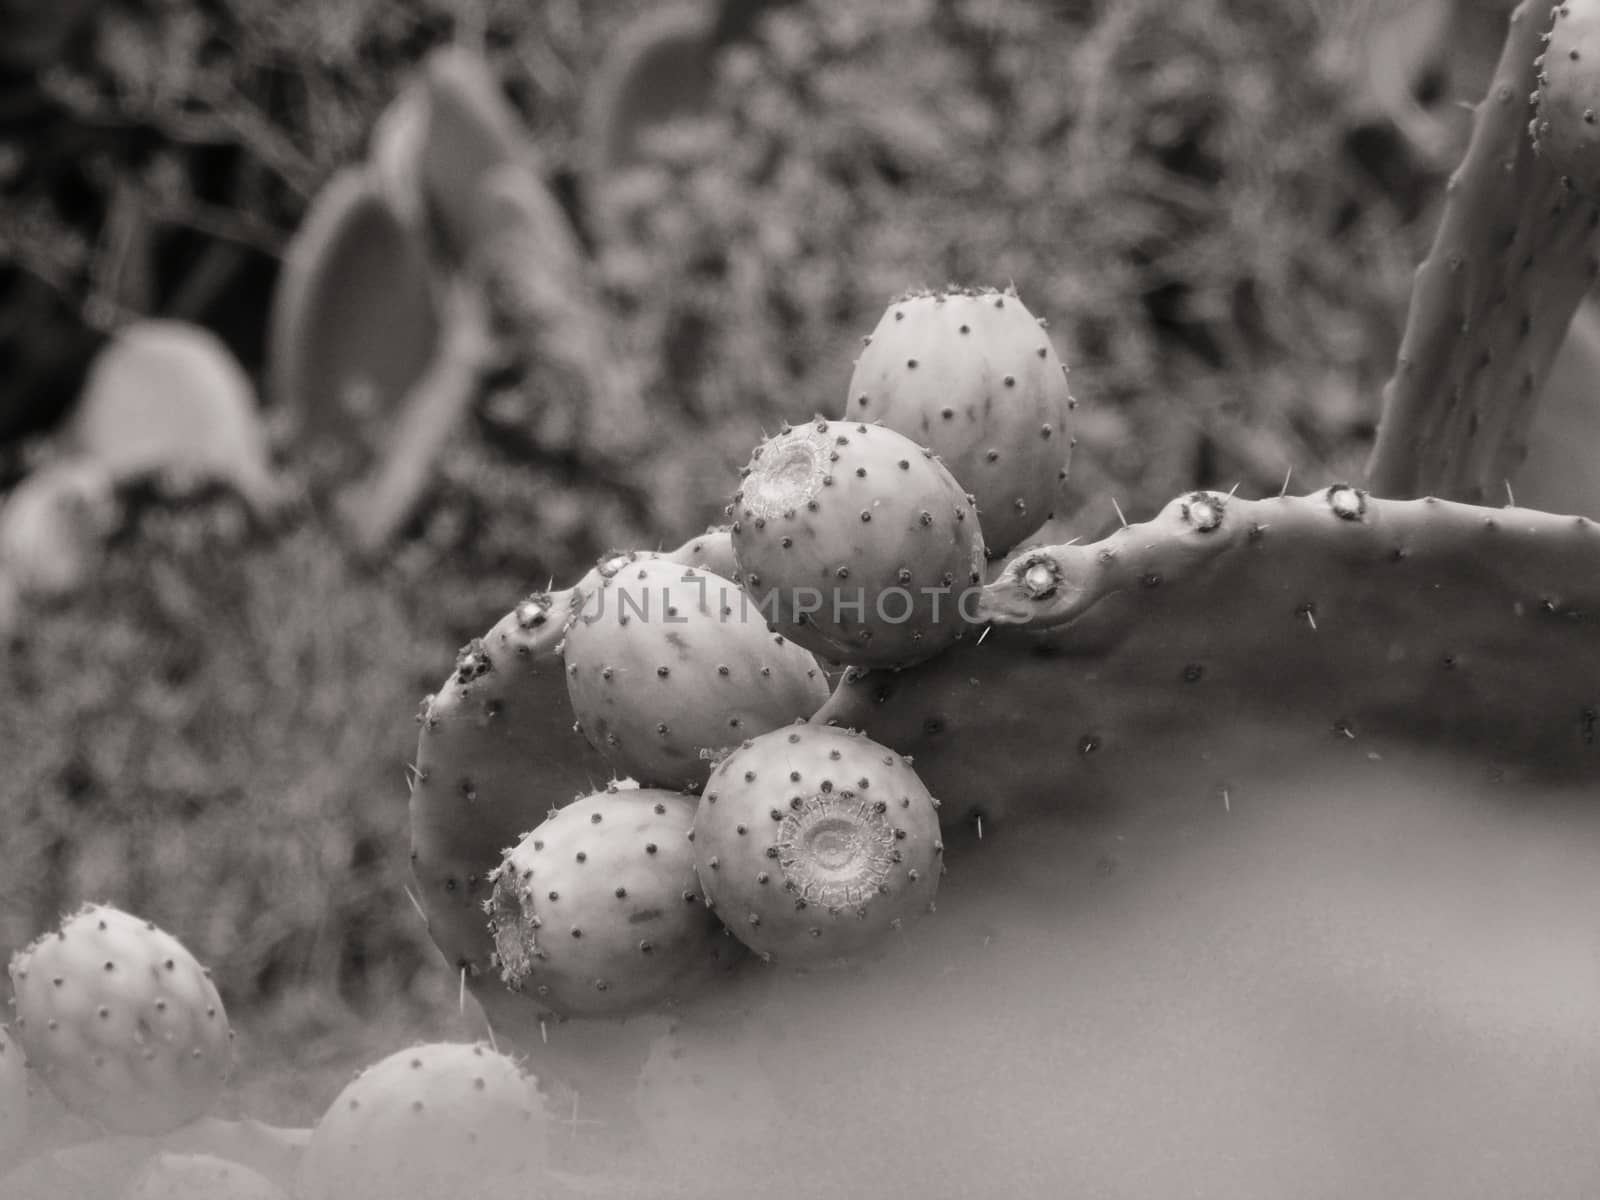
296;1042;546;1200
563;555;827;791
267;167;439;480
487;787;741;1017
692;724;943;964
1367;0;1600;503
819;487;1600;832
1533;0;1600;196
731;419;986;668
844;286;1075;556
120;1153;287;1200
8;904;233;1136
411;531;736;989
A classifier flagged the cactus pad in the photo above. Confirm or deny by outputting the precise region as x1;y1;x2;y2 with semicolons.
820;487;1600;830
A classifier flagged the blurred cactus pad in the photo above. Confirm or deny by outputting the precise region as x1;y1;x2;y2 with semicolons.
0;0;1542;1124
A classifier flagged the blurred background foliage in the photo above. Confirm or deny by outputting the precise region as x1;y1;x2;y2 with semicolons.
0;0;1515;1116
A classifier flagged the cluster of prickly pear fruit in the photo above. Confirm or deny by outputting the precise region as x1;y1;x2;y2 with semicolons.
407;282;1074;1046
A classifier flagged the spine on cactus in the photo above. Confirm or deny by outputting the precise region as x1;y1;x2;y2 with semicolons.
266;166;440;481
1365;0;1600;503
817;487;1600;833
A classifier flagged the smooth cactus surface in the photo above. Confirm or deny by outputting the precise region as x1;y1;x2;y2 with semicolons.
844;286;1075;555
267;167;439;478
410;530;737;986
563;556;827;791
121;1152;287;1200
488;787;741;1018
67;321;283;517
1366;0;1600;503
8;904;234;1136
693;724;943;964
1533;0;1600;195
818;487;1600;830
0;1026;31;1177
296;1042;546;1200
731;419;986;667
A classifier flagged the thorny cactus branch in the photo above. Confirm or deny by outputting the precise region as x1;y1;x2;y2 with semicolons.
1365;0;1600;502
817;487;1600;832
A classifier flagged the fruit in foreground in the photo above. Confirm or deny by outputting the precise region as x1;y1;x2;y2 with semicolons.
845;286;1075;555
563;555;828;791
692;724;943;964
489;787;741;1017
8;904;233;1136
297;1042;545;1200
731;419;985;668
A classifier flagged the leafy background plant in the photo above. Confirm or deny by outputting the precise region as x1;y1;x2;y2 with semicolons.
0;0;1515;1120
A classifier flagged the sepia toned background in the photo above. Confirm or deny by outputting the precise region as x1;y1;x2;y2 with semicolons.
0;0;1526;1121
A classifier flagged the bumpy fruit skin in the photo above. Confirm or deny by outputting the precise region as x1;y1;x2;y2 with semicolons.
844;286;1074;556
1534;0;1600;196
488;787;741;1017
297;1042;546;1200
692;724;943;964
121;1152;287;1200
411;530;737;988
563;556;827;791
731;419;985;668
8;904;233;1136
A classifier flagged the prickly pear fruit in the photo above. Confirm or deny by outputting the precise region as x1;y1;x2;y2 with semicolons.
844;286;1075;555
411;531;735;989
1533;0;1600;196
121;1153;287;1200
563;555;827;791
731;419;985;668
488;787;740;1017
267;167;439;480
297;1042;546;1200
693;724;943;964
8;904;233;1136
